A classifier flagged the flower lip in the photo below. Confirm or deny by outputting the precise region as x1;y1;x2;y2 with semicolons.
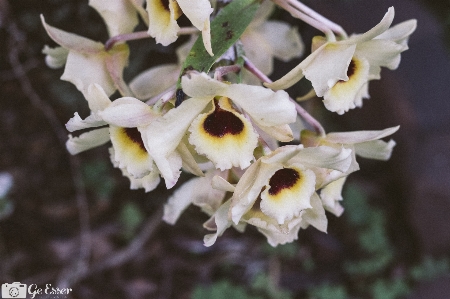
160;0;170;11
346;59;356;78
125;127;146;151
203;101;244;137
336;59;356;84
268;168;300;196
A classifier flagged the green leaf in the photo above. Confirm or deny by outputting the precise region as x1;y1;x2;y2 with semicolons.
178;0;261;87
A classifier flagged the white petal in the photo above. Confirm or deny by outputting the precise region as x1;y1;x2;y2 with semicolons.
320;177;346;217
241;30;274;75
104;44;132;96
212;175;235;192
121;166;160;192
176;0;213;30
253;122;293;142
287;146;353;173
61;51;116;97
375;19;417;46
258;222;302;247
128;0;149;25
191;170;228;215
99;97;157;127
66;112;106;132
89;0;139;36
109;126;154;178
356;39;407;71
224;84;296;127
351;7;395;43
354;139;396;160
42;45;68;69
323;56;370;115
250;0;274;27
261;145;302;165
163;177;199;224
66;128;110;154
302;42;356;96
201;19;214;56
147;0;181;46
177;142;204;177
86;83;112;112
40;15;104;54
259;21;304;62
204;200;233;247
181;72;228;99
144;97;210;186
129;64;179;100
230;161;281;224
301;192;328;232
325;126;399;144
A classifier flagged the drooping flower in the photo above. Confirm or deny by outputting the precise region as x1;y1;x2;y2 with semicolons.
240;0;304;80
203;144;354;246
65;84;163;192
301;126;399;215
266;7;417;114
41;16;131;98
142;72;297;188
146;0;214;55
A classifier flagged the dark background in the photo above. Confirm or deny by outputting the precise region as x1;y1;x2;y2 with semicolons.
0;0;449;298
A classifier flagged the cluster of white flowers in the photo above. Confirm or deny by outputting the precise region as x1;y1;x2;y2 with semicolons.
42;0;416;246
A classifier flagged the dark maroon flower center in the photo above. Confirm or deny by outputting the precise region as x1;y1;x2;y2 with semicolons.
203;103;244;138
268;168;300;196
337;59;356;84
125;128;146;151
161;0;170;11
347;59;356;77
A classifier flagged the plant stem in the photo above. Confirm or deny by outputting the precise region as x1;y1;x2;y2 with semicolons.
272;0;336;41
287;0;348;38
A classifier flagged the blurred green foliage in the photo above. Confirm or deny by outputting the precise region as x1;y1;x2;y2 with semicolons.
308;283;348;299
120;201;145;240
82;160;115;200
191;273;292;299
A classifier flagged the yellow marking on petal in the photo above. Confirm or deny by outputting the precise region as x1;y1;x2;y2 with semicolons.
188;98;258;170
198;100;250;145
260;166;315;224
265;168;304;201
328;57;366;99
147;0;182;45
110;126;148;161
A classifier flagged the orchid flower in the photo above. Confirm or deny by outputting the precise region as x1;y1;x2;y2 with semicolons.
266;7;417;114
241;0;304;80
65;84;164;192
41;16;131;98
203;144;353;246
142;72;296;188
146;0;214;55
301;126;399;215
